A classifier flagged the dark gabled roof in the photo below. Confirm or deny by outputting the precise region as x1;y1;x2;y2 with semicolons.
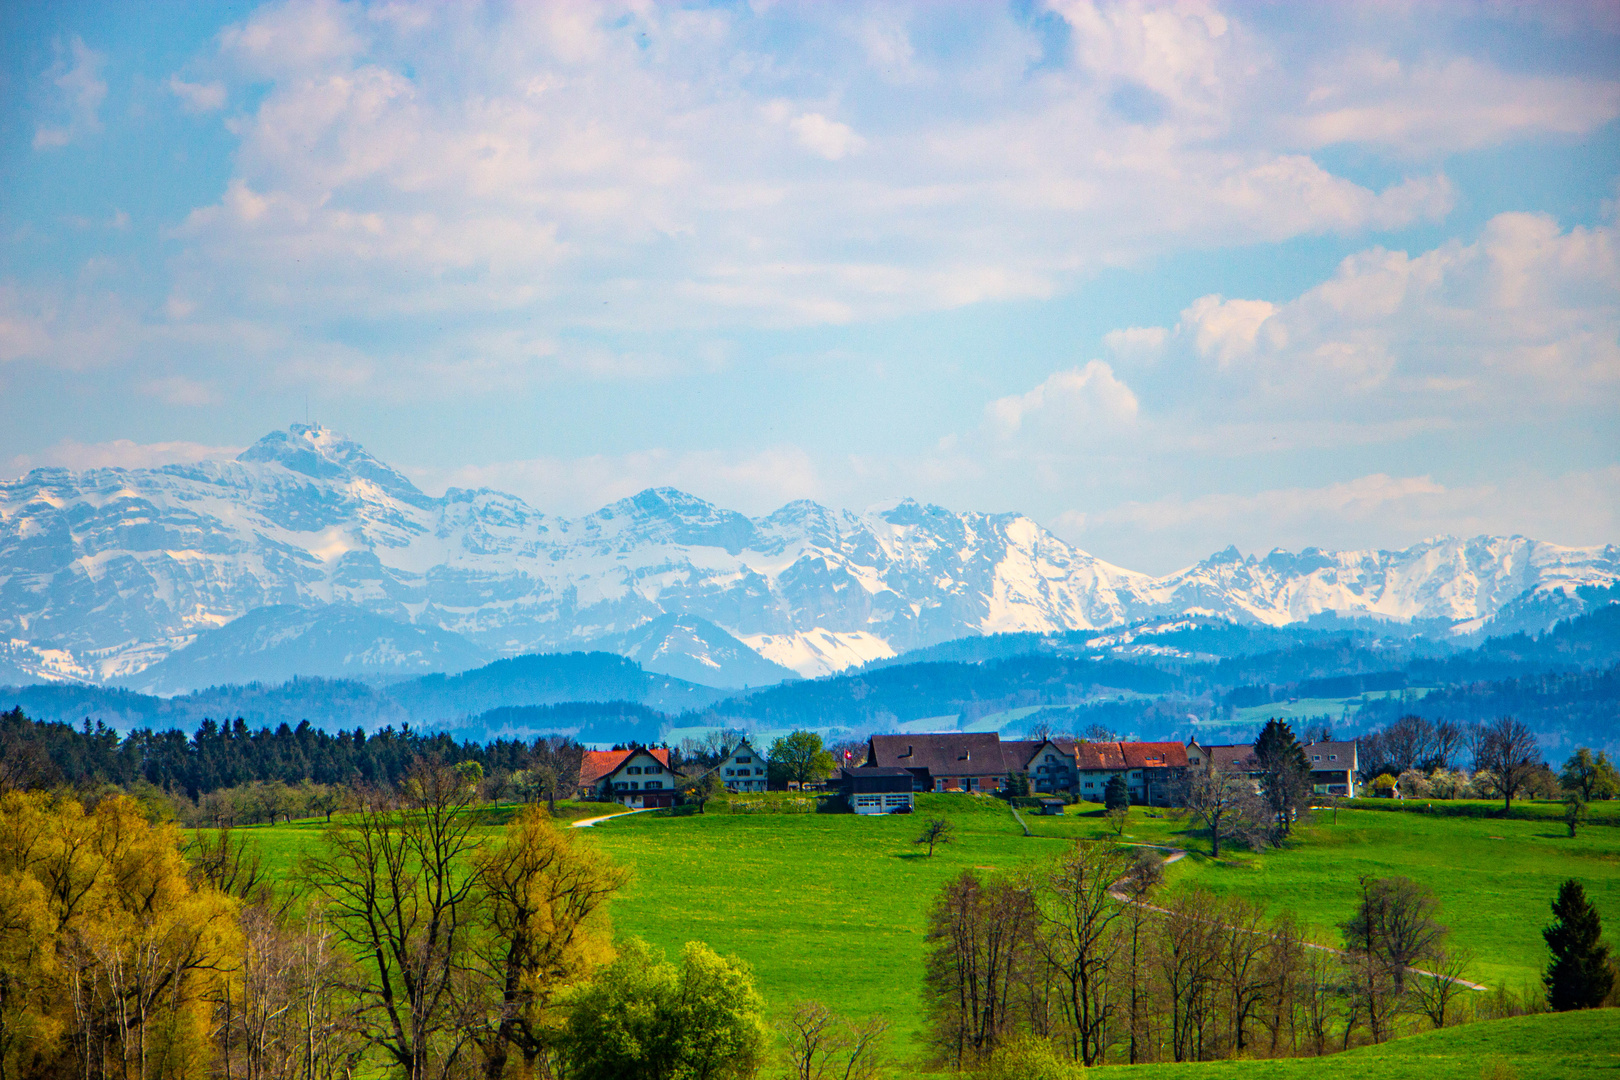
868;733;1007;775
840;766;913;778
1206;744;1260;771
999;739;1044;772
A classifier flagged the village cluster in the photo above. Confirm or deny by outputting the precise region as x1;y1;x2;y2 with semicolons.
576;732;1361;813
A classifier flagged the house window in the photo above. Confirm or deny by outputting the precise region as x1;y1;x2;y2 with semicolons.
1329;754;1338;761
725;769;734;776
737;756;752;764
1083;782;1093;789
755;768;764;775
1312;755;1320;762
646;781;662;789
628;766;642;775
614;782;627;790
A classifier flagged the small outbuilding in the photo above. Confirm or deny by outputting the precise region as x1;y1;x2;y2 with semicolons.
838;766;916;815
1038;798;1066;816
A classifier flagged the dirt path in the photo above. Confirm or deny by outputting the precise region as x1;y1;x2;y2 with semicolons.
570;807;654;828
1105;843;1489;991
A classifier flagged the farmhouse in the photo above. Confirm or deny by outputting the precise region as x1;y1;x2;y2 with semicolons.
865;733;1015;793
838;766;916;815
863;732;1187;804
579;745;682;808
1074;741;1188;806
713;737;767;793
1305;740;1359;797
1186;738;1361;798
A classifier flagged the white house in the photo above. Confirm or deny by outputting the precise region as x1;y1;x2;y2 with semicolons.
580;746;681;808
713;738;767;793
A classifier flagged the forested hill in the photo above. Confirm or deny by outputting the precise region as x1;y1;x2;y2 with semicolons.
0;651;725;734
1;605;1615;753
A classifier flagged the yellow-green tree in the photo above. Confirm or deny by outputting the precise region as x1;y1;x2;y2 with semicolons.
0;790;241;1080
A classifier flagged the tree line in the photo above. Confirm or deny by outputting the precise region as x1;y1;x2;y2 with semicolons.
0;758;895;1080
922;841;1616;1072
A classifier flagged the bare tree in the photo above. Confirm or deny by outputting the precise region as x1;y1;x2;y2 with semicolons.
1033;842;1132;1065
302;759;484;1080
915;818;954;858
780;1000;890;1080
1157;891;1221;1062
1470;717;1541;812
1176;763;1268;859
923;872;1039;1069
1341;875;1447;992
1117;850;1162;1065
1410;947;1474;1029
1213;897;1270;1054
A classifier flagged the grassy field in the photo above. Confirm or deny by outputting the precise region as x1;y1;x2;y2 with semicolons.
1086;1009;1620;1080
220;795;1620;1069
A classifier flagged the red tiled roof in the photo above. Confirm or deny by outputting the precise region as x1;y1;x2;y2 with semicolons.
580;750;628;787
1123;742;1189;768
1076;741;1189;770
579;746;674;787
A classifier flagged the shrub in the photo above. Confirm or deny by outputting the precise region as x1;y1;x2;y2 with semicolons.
973;1035;1084;1080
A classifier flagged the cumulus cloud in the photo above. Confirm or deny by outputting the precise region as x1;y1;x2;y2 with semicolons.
987;361;1139;441
1149;211;1620;415
33;37;106;149
790;113;866;160
1055;466;1620;573
140;0;1601;351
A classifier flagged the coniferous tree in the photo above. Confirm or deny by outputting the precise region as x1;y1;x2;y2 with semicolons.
1544;878;1615;1011
1253;719;1311;838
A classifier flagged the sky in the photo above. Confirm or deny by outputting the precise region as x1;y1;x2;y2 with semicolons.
1;0;1617;575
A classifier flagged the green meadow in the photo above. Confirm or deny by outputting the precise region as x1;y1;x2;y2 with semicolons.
221;796;1620;1069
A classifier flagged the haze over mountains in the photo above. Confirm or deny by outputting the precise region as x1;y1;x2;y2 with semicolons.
1;424;1616;693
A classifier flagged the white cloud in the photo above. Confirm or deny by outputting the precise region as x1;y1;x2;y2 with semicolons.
1056;466;1620;573
1149;211;1620;415
168;76;227;113
33;37;106;149
5;439;242;477
142;0;1607;347
987;361;1139;440
790;113;865;160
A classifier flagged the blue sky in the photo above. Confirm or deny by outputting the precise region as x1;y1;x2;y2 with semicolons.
1;0;1616;573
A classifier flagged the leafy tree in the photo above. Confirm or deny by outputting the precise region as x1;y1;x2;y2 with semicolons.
1103;774;1129;811
1105;805;1129;836
1470;717;1541;812
915;818;954;857
682;770;727;814
1564;794;1589;838
1253;719;1311;838
469;805;626;1078
560;938;768;1080
768;731;836;788
1544;879;1615;1011
1560;748;1620;802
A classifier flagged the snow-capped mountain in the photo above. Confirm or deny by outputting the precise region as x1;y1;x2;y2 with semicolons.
1;424;1615;685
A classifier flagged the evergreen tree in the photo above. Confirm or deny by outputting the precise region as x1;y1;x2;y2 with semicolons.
1104;773;1130;811
1543;878;1615;1011
1253;719;1311;838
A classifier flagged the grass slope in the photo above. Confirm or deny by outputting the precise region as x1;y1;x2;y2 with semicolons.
1086;1008;1620;1080
222;798;1620;1067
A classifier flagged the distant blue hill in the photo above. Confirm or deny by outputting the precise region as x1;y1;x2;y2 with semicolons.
130;604;492;694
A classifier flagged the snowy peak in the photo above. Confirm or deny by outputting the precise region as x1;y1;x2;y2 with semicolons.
0;424;1615;687
237;424;432;507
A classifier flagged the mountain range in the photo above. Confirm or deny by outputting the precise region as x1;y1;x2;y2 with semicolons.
2;423;1616;691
